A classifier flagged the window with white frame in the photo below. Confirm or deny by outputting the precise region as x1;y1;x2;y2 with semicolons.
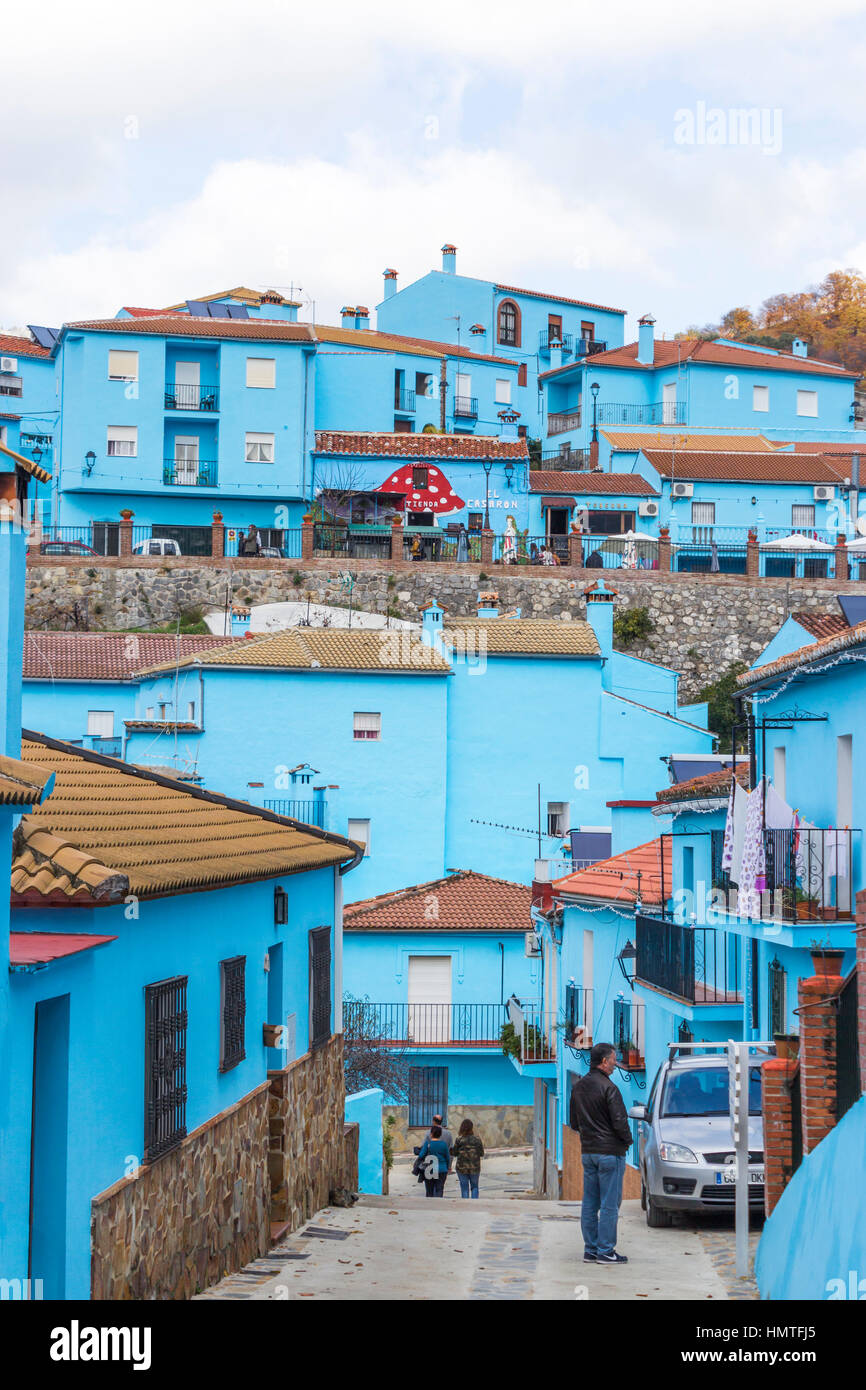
246;357;276;389
187;701;196;721
107;425;138;457
347;818;371;855
495;378;512;404
245;431;275;463
87;711;114;737
752;384;769;412
792;504;815;528
547;801;570;837
353;712;381;741
108;349;139;381
797;389;818;417
691;501;716;526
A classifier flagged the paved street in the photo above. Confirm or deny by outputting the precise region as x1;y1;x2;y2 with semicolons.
197;1152;759;1301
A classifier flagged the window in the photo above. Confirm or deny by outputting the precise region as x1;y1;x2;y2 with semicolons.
768;957;786;1039
219;956;246;1072
691;501;716;526
468;512;483;531
187;701;196;721
87;710;113;737
145;706;154;720
144;976;188;1161
415;371;434;397
495;378;512;404
773;746;786;801
547;801;570;837
246;357;276;388
753;384;769;412
107;425;138;457
497;300;520;347
411;466;429;490
408;1066;448;1127
587;509;635;535
308;927;332;1051
108;349;139;381
580;320;595;341
518;363;527;387
245;431;275;463
797;389;818;417
0;374;22;396
353;711;381;740
347;818;371;855
792;504;815;528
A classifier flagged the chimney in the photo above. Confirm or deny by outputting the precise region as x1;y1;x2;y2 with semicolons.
477;590;499;618
341;305;356;329
792;338;808;358
584;580;615;682
383;268;398;299
441;243;457;274
498;408;520;441
637;314;655;365
355;306;370;330
420;599;446;653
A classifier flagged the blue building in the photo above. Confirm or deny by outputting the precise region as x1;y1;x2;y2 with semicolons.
343;870;537;1151
0;332;57;520
526;469;661;559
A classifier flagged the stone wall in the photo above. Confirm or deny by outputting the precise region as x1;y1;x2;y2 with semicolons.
90;1081;271;1300
268;1034;354;1230
25;555;866;699
383;1102;533;1153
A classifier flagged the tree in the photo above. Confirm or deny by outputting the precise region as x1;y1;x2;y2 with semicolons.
698;661;749;752
342;993;412;1101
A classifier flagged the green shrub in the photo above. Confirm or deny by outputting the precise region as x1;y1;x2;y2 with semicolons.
612;606;654;648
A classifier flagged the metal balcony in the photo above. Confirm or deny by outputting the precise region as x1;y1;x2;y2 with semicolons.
576;337;607;357
342;1001;504;1047
263;798;327;828
547;408;581;435
394;389;416;413
162;458;219;486
164;382;219;411
538;329;574;353
710;826;859;922
635;915;741;1005
596;401;686;426
453;395;478;418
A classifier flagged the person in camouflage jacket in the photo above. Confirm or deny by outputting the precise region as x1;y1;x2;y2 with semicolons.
451;1118;485;1198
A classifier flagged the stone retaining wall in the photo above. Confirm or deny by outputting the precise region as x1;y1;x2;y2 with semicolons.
268;1034;353;1229
25;556;865;699
383;1102;533;1153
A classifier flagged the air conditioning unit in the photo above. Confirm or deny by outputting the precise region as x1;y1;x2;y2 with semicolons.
672;481;693;498
524;931;542;958
813;485;836;501
0;356;17;373
638;500;659;518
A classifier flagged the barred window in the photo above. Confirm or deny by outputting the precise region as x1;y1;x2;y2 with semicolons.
144;976;188;1162
497;300;520;347
408;1066;448;1127
220;956;246;1072
309;927;332;1051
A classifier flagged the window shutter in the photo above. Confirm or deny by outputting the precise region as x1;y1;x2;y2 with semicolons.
246;357;276;388
108;349;139;380
144;976;188;1161
309;927;331;1050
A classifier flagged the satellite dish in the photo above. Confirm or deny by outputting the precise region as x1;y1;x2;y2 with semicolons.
857;516;866;537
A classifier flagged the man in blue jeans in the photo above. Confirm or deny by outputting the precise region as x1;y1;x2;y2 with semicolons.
569;1042;633;1265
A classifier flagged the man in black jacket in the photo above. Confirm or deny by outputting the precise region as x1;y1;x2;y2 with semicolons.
569;1042;633;1264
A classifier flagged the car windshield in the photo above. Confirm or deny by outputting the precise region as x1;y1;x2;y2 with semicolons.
661;1065;762;1117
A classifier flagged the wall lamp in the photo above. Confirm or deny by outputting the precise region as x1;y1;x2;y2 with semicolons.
617;939;636;985
84;450;96;475
274;885;288;926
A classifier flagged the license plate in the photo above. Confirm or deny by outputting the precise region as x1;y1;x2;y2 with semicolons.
716;1170;764;1184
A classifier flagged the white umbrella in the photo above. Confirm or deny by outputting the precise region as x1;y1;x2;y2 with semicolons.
600;528;658;548
762;533;834;551
846;536;866;550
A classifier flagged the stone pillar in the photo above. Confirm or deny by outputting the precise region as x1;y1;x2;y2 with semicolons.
798;968;845;1154
568;525;584;568
589;438;599;469
657;525;671;573
119;510;134;558
301;514;315;562
835;533;849;582
481;527;494;566
856;891;866;1093
390;513;404;563
746;526;759;579
211;510;225;560
761;1057;799;1216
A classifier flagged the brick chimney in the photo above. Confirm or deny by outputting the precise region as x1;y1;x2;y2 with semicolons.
637;314;656;365
341;306;356;329
383;269;398;299
441;244;457;274
498;408;520;441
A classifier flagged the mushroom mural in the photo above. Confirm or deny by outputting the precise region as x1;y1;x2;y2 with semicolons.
375;464;466;516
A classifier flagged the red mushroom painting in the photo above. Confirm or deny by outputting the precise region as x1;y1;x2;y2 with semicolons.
375;464;466;515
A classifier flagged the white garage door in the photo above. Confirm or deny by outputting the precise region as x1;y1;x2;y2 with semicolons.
408;956;452;1044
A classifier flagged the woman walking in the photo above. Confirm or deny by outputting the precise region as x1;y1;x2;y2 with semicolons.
417;1124;451;1197
451;1118;484;1199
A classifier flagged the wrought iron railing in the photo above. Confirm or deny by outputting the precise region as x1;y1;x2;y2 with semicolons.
635;914;740;1004
453;395;478;417
505;998;557;1062
710;827;858;921
164;381;219;411
547;408;581;435
538;447;591;468
596;401;686;426
264;798;327;827
576;337;607;357
789;1065;803;1174
84;735;123;757
564;983;593;1045
162;458;218;486
613;996;645;1069
394;388;416;412
342;1001;504;1046
539;329;574;352
492;532;568;565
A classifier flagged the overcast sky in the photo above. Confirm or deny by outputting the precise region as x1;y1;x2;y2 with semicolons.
4;0;866;341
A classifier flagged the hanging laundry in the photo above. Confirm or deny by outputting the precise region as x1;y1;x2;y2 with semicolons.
727;782;749;887
721;777;736;870
764;783;796;832
737;784;767;919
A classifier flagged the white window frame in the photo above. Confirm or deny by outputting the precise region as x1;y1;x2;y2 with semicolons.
691;500;716;526
108;349;139;382
107;425;138;457
791;503;815;529
752;384;769;412
796;389;818;417
87;710;114;737
347;818;371;856
187;701;196;721
245;431;275;463
246;357;276;389
495;378;512;404
353;712;381;741
546;801;570;838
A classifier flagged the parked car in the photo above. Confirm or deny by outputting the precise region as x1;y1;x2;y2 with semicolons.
259;546;285;559
132;538;182;557
38;539;100;557
630;1049;768;1227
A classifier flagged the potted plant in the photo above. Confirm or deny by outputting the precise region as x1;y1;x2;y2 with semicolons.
795;887;819;921
809;941;846;976
773;1032;799;1060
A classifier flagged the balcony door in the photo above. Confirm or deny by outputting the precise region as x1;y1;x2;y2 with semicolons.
174;360;200;410
408;955;451;1044
455;372;471;413
662;381;678;424
174;435;199;485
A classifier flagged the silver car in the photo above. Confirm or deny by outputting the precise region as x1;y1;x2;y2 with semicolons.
629;1049;768;1227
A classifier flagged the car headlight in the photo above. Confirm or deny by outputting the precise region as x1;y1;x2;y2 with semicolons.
658;1142;698;1163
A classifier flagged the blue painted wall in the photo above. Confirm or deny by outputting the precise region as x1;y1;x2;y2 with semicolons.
345;1087;384;1194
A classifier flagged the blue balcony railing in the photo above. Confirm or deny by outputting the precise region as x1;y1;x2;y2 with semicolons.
164;381;219;411
162;458;218;487
596;401;686;426
576;337;607;357
264;798;327;828
539;329;574;353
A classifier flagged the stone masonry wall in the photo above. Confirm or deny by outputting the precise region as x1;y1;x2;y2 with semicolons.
25;555;866;699
384;1102;533;1153
268;1034;354;1230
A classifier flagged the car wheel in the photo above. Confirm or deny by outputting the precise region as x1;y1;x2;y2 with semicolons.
646;1194;672;1228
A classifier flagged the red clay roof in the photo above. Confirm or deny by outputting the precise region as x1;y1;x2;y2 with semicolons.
555;338;857;378
65;316;316;343
656;764;750;804
529;471;658;495
119;307;165;317
786;440;866;454
553;838;670;907
0;333;51;360
314;431;528;459
791;610;850;641
344;870;531;932
640;450;851;484
23;632;242;681
315;323;516;366
493;282;625;315
737;618;866;691
9;933;117;966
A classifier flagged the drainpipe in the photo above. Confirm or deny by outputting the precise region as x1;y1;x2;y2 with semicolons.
333;866;344;1034
440;360;447;431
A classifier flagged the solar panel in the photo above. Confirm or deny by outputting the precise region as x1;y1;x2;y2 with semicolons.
225;304;249;319
28;325;59;350
185;300;209;317
207;302;230;318
838;594;866;628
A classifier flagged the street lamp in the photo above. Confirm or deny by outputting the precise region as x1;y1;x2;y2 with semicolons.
481;460;493;528
504;460;515;490
590;381;600;446
84;450;96;475
617;939;637;986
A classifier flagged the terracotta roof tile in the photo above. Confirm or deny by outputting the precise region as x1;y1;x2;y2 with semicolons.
557;338;857;378
493;283;625;315
791;610;850;641
0;754;54;806
528;471;658;495
736;618;866;691
781;440;866;454
315;323;516;366
12;733;357;905
440;617;599;657
23;631;243;682
65;316;316;343
603;431;777;452
315;431;527;460
655;763;749;805
136;628;450;676
553;837;670;906
0;332;52;360
344;870;531;932
640;450;851;485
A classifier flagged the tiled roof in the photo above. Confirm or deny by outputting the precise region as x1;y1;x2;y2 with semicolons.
119;307;165;317
560;338;857;377
315;323;516;366
0;332;52;360
10;933;118;967
12;733;357;905
655;763;749;804
553;838;670;906
736;618;866;692
162;286;300;310
493;283;625;315
528;471;658;495
791;610;850;641
604;431;777;452
784;440;866;454
0;754;54;806
315;431;527;460
640;450;851;485
23;631;243;681
440;617;599;656
0;439;52;484
64;316;316;343
344;870;531;932
135;628;451;676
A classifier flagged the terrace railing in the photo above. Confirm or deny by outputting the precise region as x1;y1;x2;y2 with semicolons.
635;914;741;1004
342;1001;505;1047
538;447;592;469
453;395;478;418
263;798;327;828
710;827;858;922
162;458;218;487
394;388;416;412
164;381;219;411
539;329;574;353
596;400;686;426
577;337;607;357
547;408;581;435
506;998;557;1063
